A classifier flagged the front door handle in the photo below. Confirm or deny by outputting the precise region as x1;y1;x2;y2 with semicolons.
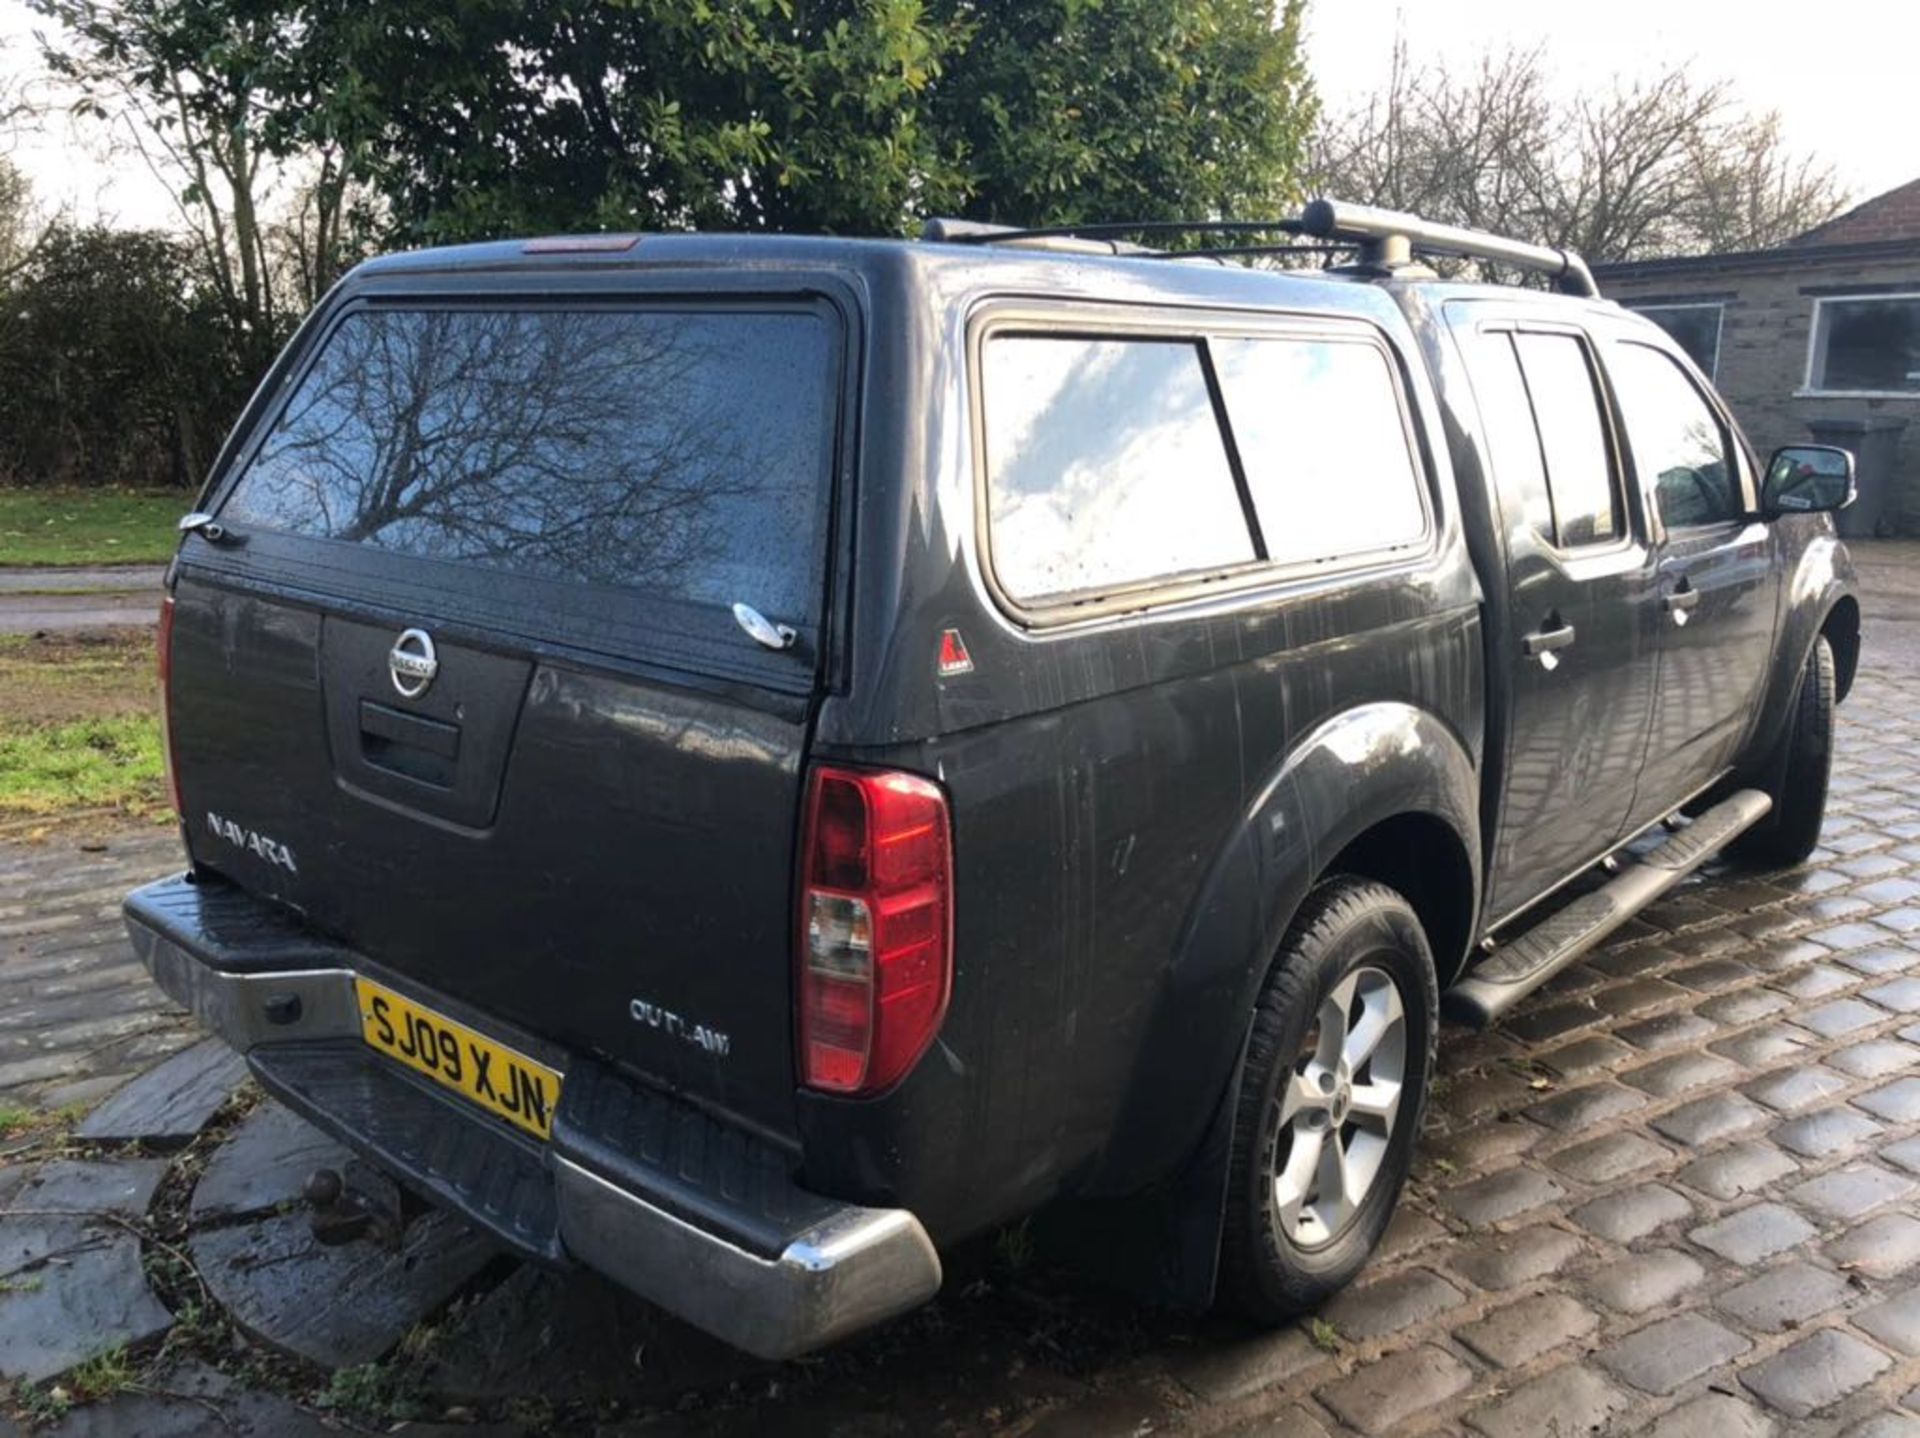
1521;620;1577;666
1664;579;1701;625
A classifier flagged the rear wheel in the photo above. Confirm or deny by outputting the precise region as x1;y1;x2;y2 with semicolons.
1219;877;1437;1323
1731;636;1835;869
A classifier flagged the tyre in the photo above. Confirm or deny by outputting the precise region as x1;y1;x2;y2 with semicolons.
1219;876;1438;1323
1731;635;1835;869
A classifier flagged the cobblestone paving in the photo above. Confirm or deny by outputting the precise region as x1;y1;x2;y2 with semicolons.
0;826;195;1109
0;549;1917;1434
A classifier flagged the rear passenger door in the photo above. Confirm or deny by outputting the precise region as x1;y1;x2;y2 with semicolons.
1601;336;1780;823
1448;309;1661;923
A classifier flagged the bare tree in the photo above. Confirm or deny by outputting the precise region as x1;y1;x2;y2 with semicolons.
0;159;32;281
29;0;367;352
1683;111;1853;253
0;40;56;285
1308;44;1848;264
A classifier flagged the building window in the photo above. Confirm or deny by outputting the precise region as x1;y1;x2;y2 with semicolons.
1630;304;1723;379
1805;294;1920;396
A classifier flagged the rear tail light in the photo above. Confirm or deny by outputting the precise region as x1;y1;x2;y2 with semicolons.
157;594;181;817
798;766;952;1095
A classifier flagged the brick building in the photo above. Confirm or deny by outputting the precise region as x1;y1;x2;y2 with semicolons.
1594;178;1920;534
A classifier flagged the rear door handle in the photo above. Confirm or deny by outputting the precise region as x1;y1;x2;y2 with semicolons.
1521;621;1576;661
1664;580;1701;624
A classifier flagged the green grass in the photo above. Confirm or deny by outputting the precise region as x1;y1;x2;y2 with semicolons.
0;633;166;825
62;1346;137;1405
0;714;166;819
0;488;186;567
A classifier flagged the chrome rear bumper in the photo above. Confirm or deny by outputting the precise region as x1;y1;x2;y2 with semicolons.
125;874;942;1360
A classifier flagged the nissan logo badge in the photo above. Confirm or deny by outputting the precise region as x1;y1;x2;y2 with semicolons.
388;628;439;699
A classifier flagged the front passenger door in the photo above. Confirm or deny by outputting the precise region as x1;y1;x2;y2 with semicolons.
1605;341;1780;827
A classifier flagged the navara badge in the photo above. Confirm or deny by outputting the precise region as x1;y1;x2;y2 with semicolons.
388;628;439;699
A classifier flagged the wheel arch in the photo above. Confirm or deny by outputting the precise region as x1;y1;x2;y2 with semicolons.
1085;701;1481;1197
1824;593;1860;703
1742;534;1859;773
1320;811;1478;990
1064;701;1481;1310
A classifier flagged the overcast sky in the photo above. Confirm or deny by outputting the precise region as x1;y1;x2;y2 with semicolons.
1307;0;1918;204
3;0;1916;231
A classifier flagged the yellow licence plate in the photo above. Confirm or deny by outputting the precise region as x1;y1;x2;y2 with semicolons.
355;977;563;1141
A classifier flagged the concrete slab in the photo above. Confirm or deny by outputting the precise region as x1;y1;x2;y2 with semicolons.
0;1237;173;1385
191;1210;497;1368
75;1039;246;1146
0;1160;175;1385
41;1360;335;1437
190;1102;353;1222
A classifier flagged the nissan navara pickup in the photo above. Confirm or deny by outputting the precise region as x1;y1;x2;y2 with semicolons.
126;200;1862;1358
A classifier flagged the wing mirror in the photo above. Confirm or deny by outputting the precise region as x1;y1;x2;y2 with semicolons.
1761;445;1856;519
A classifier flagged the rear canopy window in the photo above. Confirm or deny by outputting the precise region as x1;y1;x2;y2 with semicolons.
219;307;837;619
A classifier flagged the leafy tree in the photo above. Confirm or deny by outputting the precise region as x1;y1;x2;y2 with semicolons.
936;0;1314;226
291;0;974;242
32;0;371;352
45;0;1315;250
0;223;246;487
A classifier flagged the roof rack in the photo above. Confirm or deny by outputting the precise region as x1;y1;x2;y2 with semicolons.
920;198;1601;298
920;216;1219;255
1298;199;1599;298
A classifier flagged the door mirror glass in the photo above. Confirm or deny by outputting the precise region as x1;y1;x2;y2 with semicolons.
1762;445;1856;517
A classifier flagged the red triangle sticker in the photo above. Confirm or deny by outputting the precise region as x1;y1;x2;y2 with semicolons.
937;628;974;677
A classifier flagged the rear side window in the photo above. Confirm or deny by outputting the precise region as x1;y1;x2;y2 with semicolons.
1512;333;1621;547
219;307;838;617
1210;337;1426;566
981;336;1254;603
1459;332;1556;539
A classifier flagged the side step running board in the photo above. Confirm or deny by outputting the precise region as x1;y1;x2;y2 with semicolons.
1446;789;1772;1029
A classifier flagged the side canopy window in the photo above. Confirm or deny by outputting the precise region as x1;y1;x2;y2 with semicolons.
980;329;1428;608
219;307;838;618
1608;343;1740;529
982;337;1254;603
1210;338;1427;566
1459;328;1622;550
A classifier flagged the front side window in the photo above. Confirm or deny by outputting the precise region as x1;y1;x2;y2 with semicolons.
981;335;1254;604
221;307;839;617
1209;337;1427;566
1609;342;1740;529
1807;295;1920;394
1632;304;1723;378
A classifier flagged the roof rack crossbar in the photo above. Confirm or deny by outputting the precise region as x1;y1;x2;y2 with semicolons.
1144;242;1352;263
919;200;1600;298
1298;198;1599;298
919;216;1326;256
925;217;1311;244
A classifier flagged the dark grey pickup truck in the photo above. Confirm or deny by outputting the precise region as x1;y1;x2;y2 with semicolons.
126;200;1860;1357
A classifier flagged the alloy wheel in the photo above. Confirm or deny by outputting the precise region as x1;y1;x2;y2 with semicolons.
1269;963;1408;1251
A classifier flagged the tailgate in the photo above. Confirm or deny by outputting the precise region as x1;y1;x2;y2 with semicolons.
164;295;850;1138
